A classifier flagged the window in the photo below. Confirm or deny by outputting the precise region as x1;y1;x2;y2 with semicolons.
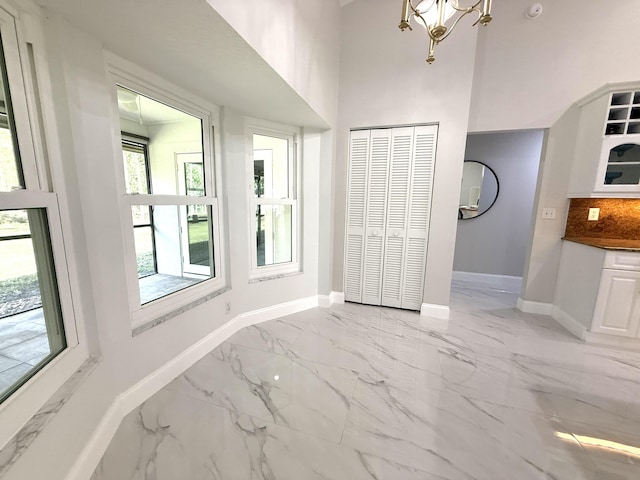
122;136;157;278
248;125;300;278
0;10;75;403
112;79;223;328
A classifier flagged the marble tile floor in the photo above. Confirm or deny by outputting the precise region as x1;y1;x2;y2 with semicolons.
0;308;48;394
92;281;640;479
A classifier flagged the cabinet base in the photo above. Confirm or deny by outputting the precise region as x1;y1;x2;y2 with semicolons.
583;330;640;350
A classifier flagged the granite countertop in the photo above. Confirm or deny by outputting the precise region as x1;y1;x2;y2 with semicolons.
563;236;640;251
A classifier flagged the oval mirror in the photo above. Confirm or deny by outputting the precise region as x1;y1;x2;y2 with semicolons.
458;161;499;220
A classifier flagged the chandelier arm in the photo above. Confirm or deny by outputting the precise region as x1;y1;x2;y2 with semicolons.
411;0;435;14
435;10;475;41
470;10;484;26
450;0;483;14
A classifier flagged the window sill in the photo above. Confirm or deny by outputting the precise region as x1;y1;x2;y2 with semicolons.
131;285;230;337
248;269;303;284
0;354;99;476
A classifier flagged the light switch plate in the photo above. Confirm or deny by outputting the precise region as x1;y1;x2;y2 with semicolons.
588;208;600;221
542;208;556;219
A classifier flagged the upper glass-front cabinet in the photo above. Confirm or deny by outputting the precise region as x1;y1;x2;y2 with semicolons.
605;92;640;136
568;85;640;197
604;143;640;186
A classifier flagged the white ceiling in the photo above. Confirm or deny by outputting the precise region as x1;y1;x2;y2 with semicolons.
117;86;196;125
35;0;327;128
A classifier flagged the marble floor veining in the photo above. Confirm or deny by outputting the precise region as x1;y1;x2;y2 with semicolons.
91;281;640;479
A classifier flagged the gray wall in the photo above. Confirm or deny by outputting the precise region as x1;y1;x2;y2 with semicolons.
453;130;544;277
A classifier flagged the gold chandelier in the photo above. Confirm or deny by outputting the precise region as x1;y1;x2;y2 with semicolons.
399;0;492;64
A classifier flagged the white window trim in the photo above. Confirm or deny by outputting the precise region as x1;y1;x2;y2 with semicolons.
0;1;87;449
105;54;227;331
246;118;301;280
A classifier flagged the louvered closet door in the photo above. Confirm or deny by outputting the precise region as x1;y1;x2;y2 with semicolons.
381;127;414;308
344;130;370;303
401;125;437;310
361;129;392;305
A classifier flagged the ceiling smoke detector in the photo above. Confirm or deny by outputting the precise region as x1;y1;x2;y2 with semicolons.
526;3;543;19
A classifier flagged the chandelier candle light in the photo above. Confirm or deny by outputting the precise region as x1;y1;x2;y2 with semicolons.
399;0;492;64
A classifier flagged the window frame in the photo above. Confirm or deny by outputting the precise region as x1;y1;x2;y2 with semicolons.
106;56;226;331
121;134;158;278
246;119;301;280
0;0;86;441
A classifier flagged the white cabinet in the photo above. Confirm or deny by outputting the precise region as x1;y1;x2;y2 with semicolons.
554;242;640;340
568;86;640;197
591;269;640;337
344;125;438;311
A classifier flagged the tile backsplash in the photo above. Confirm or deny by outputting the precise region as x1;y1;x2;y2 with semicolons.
565;198;640;239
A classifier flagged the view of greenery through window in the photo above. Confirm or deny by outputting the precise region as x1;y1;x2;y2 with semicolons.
0;123;39;320
0;209;40;319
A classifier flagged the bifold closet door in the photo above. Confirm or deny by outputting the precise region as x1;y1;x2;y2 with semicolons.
380;127;413;308
344;130;370;304
400;125;437;310
344;129;392;305
344;125;437;310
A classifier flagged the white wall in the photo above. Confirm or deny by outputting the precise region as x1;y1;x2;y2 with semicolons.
205;0;341;126
1;6;330;479
454;131;544;277
469;0;640;132
520;108;578;305
333;0;478;308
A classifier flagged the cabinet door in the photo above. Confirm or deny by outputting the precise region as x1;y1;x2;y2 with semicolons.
592;269;640;337
344;130;370;303
401;125;437;310
361;129;392;305
381;127;413;308
593;136;640;194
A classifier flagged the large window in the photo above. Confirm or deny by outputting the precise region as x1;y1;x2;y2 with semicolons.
113;79;223;328
0;10;74;403
249;126;299;278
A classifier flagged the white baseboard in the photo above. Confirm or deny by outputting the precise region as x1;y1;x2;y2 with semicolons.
583;331;640;350
452;271;522;292
318;291;345;308
420;303;450;320
330;291;345;304
517;297;553;315
551;306;586;340
318;295;331;308
65;294;321;480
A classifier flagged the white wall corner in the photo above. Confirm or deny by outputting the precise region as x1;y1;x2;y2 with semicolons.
516;297;553;316
420;303;450;320
329;291;345;304
318;295;331;308
65;294;319;480
551;306;586;340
